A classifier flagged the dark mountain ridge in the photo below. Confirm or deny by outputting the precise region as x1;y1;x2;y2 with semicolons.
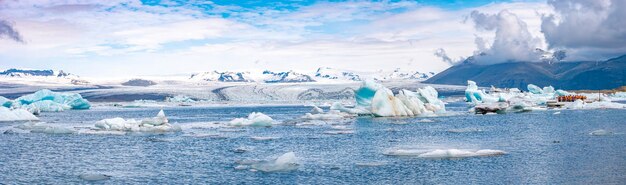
425;55;626;90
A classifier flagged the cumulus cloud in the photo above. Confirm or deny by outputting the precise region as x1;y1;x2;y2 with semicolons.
0;19;23;42
541;0;626;60
466;10;544;64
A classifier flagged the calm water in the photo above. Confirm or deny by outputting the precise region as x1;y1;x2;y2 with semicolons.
1;103;625;184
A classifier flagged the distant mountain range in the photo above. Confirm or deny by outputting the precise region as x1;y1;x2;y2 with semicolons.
0;68;89;85
0;68;75;78
189;68;435;83
425;54;626;90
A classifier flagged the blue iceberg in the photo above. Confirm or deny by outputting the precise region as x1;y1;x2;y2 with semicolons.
335;79;446;117
13;89;90;112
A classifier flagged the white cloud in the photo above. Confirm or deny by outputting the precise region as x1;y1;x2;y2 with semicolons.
541;0;626;60
0;0;621;77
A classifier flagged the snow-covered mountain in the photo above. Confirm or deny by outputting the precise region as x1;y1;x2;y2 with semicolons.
375;68;434;81
190;68;435;83
0;69;77;78
0;68;88;85
189;70;315;83
262;70;315;83
314;67;361;81
189;71;253;82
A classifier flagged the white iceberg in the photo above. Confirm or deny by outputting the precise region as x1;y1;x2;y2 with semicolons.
11;89;90;112
0;96;11;107
565;99;626;109
229;112;274;127
589;129;612;136
250;152;299;172
336;79;445;117
0;107;39;121
301;106;354;121
384;148;506;158
93;110;181;133
16;122;75;134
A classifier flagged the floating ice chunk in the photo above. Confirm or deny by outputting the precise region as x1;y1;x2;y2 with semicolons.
26;100;70;112
590;129;612;136
527;84;543;94
384;148;506;158
447;128;482;133
0;107;39;121
93;110;180;133
0;96;11;107
250;136;279;141
565;100;626;110
250;152;299;172
355;161;387;167
323;130;354;135
11;89;90;112
542;86;555;94
465;81;498;103
310;106;324;114
341;79;446;117
553;111;561;115
417;119;435;123
16;122;75;134
79;173;111;181
229;112;274;127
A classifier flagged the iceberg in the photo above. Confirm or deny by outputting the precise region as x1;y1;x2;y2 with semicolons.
569;100;626;109
337;79;445;117
93;110;181;133
0;107;39;121
589;129;612;136
0;96;11;107
229;112;274;127
11;89;90;112
250;152;299;172
16;122;75;134
301;106;354;121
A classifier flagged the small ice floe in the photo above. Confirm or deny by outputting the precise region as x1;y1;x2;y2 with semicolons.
16;122;75;134
229;112;274;127
249;152;299;172
416;119;435;123
447;128;483;133
234;165;249;170
250;136;279;141
355;161;387;167
92;110;181;134
384;148;506;159
589;129;612;136
79;173;111;181
553;111;561;115
323;130;354;135
233;147;252;153
183;132;225;138
219;128;247;132
0;107;39;122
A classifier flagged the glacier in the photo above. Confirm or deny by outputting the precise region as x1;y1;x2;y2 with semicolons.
334;79;445;117
0;106;39;121
93;110;181;133
10;89;90;112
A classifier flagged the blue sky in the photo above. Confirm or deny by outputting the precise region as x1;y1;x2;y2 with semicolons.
0;0;622;78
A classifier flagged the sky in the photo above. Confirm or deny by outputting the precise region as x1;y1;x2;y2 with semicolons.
0;0;624;77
